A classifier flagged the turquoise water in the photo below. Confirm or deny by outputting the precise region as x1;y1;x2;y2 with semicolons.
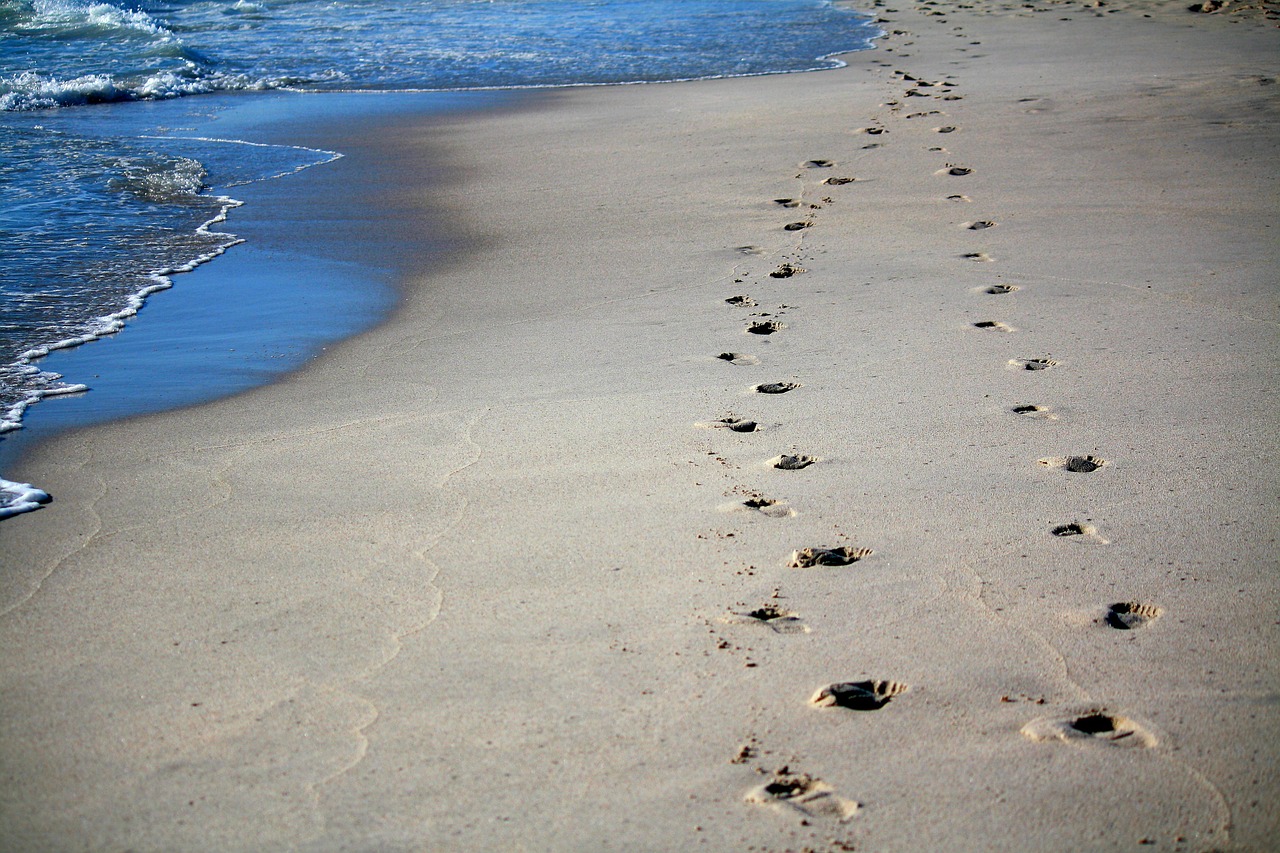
0;0;880;516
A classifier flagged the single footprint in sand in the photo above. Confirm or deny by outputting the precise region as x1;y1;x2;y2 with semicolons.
942;165;973;176
966;220;997;230
1104;602;1162;629
1008;357;1059;371
857;126;886;135
1012;404;1053;418
1038;454;1107;473
805;159;834;168
947;194;972;202
723;603;810;634
962;252;994;262
747;320;786;335
745;770;860;822
936;125;958;133
728;495;797;518
770;263;805;278
696;417;759;433
718;352;761;366
774;198;800;208
771;454;818;470
810;679;908;711
1021;710;1156;747
973;320;1015;332
824;176;857;185
985;284;1019;294
783;221;812;231
725;295;757;306
1050;521;1108;543
755;381;801;394
787;546;873;568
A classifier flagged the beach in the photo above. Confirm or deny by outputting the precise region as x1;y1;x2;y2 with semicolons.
1;0;1278;849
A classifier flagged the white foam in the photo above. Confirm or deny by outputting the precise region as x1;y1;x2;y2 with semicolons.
0;478;52;519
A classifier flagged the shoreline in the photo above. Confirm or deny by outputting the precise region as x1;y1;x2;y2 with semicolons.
0;89;516;512
2;1;1277;850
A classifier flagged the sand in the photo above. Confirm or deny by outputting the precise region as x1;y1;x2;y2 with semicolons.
2;0;1278;850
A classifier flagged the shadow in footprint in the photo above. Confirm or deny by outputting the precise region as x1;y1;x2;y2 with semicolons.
718;352;760;365
825;176;857;185
784;221;812;232
745;771;860;823
774;198;800;208
725;295;757;307
771;454;818;470
1104;602;1162;630
1009;357;1058;371
725;604;809;634
719;494;796;518
1039;455;1107;473
755;382;801;395
973;320;1015;332
1022;709;1156;747
788;546;873;568
770;263;804;278
810;680;907;711
966;220;997;230
747;320;786;335
696;418;758;433
986;284;1019;294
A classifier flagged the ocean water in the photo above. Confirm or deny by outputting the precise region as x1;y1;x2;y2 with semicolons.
0;0;880;517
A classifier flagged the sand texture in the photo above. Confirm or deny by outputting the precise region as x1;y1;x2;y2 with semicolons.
2;0;1278;850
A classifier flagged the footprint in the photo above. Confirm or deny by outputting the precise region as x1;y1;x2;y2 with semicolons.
1021;710;1156;747
787;546;873;568
747;320;786;335
754;381;801;395
966;220;997;230
770;263;805;279
973;320;1015;332
941;165;973;176
696;418;759;433
824;176;857;185
736;245;765;255
805;159;834;168
745;771;860;822
935;125;958;133
1008;357;1059;371
725;295;757;306
962;252;994;262
1104;602;1162;630
724;604;810;633
857;126;886;135
783;221;812;231
810;679;907;711
1038;455;1107;473
774;198;800;208
1051;520;1108;542
985;284;1019;294
732;494;798;514
946;194;972;202
771;454;818;470
718;352;761;366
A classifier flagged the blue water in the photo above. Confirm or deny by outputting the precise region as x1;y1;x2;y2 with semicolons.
0;0;880;516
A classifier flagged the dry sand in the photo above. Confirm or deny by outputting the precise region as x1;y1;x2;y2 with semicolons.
2;0;1278;850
